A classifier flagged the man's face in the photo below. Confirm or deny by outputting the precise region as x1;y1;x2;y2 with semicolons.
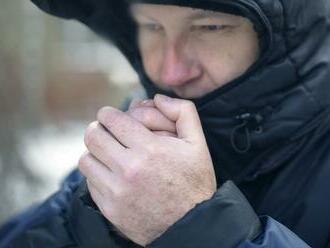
131;4;260;99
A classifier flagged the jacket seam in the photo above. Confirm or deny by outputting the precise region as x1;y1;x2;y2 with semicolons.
277;0;321;111
277;0;299;81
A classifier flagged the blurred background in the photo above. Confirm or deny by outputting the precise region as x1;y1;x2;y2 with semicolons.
0;0;141;224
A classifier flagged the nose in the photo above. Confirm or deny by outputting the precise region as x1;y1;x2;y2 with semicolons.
159;41;202;87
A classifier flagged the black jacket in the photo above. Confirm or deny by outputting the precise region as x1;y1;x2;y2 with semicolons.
2;0;330;247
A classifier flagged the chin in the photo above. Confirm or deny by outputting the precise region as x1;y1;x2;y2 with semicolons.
174;89;209;99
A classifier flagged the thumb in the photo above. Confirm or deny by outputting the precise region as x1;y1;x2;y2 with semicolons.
154;94;204;142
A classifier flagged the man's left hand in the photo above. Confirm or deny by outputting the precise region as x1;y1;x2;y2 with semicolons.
79;94;217;246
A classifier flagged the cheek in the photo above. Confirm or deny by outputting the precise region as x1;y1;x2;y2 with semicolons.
196;39;239;87
142;53;159;82
197;32;259;87
139;34;162;82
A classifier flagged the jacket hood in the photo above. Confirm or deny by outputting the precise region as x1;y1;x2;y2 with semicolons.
31;0;330;183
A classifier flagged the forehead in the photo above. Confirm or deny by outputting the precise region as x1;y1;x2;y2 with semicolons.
130;3;241;21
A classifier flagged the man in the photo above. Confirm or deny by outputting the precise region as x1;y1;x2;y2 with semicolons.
1;0;330;247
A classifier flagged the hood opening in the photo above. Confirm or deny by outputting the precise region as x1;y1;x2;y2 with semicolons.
126;0;274;108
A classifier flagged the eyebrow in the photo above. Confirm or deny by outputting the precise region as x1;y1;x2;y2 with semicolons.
187;10;227;20
131;7;233;23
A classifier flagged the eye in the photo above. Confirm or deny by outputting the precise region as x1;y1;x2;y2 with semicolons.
191;25;228;32
140;23;163;32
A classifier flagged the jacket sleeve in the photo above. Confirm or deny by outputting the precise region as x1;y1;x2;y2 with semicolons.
147;181;311;248
241;216;311;248
0;169;83;248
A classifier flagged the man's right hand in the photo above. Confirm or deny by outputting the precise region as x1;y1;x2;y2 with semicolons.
127;99;177;137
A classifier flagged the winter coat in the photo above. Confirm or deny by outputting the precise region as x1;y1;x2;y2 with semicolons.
2;0;330;247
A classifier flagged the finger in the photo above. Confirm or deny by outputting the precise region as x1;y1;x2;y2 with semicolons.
84;122;129;170
128;106;176;133
140;99;156;108
87;180;113;218
87;179;104;198
97;106;155;148
153;94;204;142
153;131;177;137
129;99;155;110
79;151;117;194
129;99;142;109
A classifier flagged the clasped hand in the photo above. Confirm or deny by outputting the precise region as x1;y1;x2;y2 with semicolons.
79;94;216;246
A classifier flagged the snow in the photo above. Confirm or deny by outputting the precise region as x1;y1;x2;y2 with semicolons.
20;123;86;194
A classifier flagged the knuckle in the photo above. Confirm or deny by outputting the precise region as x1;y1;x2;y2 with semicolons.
181;100;196;112
84;121;99;147
128;107;156;127
123;165;140;183
123;157;145;183
97;106;120;126
78;152;91;174
97;106;112;120
128;99;142;109
140;108;154;125
127;107;141;120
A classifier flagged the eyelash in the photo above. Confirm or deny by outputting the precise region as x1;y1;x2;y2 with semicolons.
191;25;228;32
139;24;230;33
141;24;163;32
